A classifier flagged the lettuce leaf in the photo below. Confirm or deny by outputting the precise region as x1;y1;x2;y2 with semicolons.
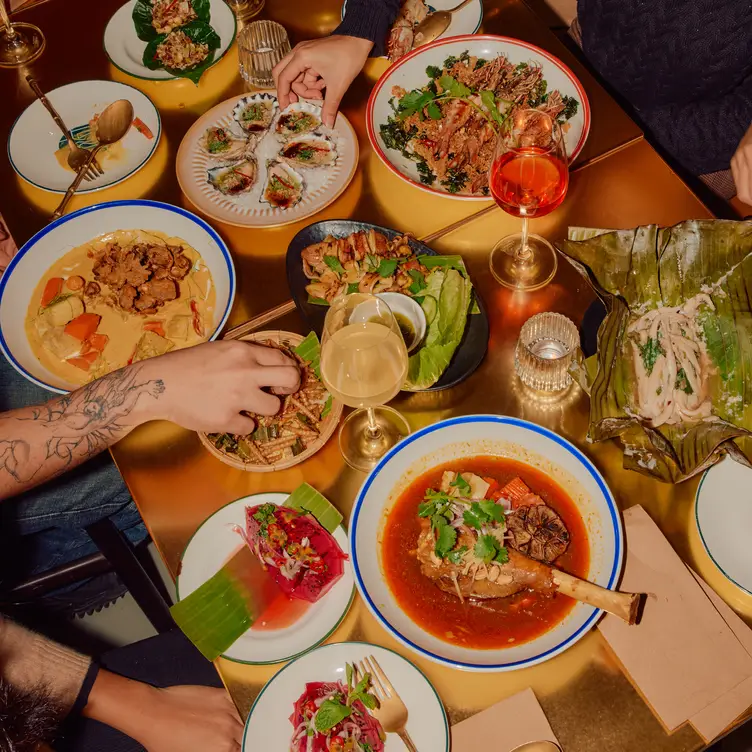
405;268;472;389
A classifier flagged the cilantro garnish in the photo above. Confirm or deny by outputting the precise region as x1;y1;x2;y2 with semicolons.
408;268;427;294
426;64;442;78
638;337;664;376
377;258;398;277
463;500;505;530
474;534;509;564
450;472;471;495
252;504;277;538
446;546;468;565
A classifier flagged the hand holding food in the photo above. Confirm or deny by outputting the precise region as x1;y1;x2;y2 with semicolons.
141;339;301;434
731;121;752;205
273;35;374;127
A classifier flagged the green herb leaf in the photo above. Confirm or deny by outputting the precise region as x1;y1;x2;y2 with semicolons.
638;336;664;376
463;508;482;530
426;64;442;78
675;367;693;395
480;89;506;129
450;473;471;495
446;546;468;565
397;89;436;120
359;692;378;710
441;167;468;194
426;101;442;120
494;546;509;565
435;523;458;559
347;282;359;294
315;699;352;732
438;75;471;99
408;268;427;295
478;500;505;523
474;534;499;564
416;160;436;185
346;663;353;689
323;255;345;274
378;258;398;277
560;95;579;121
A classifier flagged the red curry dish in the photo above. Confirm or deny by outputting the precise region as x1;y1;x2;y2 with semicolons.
382;456;589;649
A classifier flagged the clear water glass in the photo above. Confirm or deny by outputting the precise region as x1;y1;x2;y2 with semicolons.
238;20;290;89
515;312;579;392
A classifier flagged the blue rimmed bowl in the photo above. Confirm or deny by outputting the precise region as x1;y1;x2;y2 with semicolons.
350;414;623;672
0;199;235;394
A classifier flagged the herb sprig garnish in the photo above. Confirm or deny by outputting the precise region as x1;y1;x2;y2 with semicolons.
313;663;379;733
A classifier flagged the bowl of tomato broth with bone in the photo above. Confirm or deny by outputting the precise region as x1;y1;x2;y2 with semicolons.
349;415;623;671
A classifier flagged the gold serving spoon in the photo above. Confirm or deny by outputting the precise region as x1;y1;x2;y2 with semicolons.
412;0;476;49
51;99;134;221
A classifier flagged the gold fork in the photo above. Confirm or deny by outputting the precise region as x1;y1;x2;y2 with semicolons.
355;655;418;752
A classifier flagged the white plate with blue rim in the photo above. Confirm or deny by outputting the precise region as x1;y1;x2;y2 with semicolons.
242;641;449;751
176;493;355;665
7;80;161;194
350;414;623;672
695;457;752;595
0;199;235;394
341;0;483;58
103;0;236;81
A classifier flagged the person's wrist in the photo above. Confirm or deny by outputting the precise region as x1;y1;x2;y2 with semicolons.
126;356;173;424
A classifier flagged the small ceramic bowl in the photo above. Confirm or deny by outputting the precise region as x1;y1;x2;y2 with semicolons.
376;292;427;352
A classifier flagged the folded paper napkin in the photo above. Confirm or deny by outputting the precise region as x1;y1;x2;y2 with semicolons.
451;688;559;752
599;505;752;742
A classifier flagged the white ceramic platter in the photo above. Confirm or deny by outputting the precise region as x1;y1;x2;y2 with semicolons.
695;457;752;595
176;93;359;228
176;493;355;664
341;0;483;55
367;34;591;199
7;80;161;194
103;0;236;81
243;641;449;751
0;200;235;394
351;414;623;671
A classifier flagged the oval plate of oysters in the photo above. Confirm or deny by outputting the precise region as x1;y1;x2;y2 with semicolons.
176;92;359;228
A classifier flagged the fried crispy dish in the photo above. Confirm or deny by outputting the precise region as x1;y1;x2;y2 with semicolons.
91;241;193;315
380;51;579;195
151;0;197;34
207;339;332;465
302;229;425;303
387;0;429;62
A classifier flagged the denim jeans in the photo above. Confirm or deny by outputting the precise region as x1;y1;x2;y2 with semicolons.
0;356;147;587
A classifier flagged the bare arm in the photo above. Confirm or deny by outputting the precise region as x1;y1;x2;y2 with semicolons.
0;363;164;500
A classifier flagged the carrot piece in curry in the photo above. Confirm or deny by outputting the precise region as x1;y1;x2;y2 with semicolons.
87;333;109;352
64;313;101;341
41;277;64;307
143;321;165;337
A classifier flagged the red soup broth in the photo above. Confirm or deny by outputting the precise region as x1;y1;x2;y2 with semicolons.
381;456;590;649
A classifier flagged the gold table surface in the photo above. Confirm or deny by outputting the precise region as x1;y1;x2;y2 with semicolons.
2;1;751;750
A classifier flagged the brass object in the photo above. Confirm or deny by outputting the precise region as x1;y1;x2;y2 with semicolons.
1;1;746;750
51;98;133;220
26;76;103;180
412;0;475;48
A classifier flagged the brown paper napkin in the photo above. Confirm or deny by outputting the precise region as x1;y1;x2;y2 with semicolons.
688;570;752;742
598;505;752;734
451;688;559;752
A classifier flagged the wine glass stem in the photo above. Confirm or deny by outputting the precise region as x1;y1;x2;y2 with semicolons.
0;0;16;39
518;216;531;261
365;407;382;440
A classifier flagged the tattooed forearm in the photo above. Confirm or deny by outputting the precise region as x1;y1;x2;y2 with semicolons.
0;364;164;500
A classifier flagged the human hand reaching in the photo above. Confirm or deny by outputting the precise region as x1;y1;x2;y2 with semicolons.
273;35;373;127
140;340;301;434
732;122;752;206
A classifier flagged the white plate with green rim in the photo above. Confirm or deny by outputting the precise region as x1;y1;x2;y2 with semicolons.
695;458;752;595
103;0;236;82
7;80;161;194
176;492;355;664
242;641;450;751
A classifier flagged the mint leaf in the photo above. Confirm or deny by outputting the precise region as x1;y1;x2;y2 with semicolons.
323;255;344;274
436;523;457;558
446;546;468;565
315;699;351;732
359;692;378;710
474;534;499;564
378;258;398;277
451;473;471;495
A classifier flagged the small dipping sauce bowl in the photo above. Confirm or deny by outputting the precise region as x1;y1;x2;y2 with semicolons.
350;291;427;353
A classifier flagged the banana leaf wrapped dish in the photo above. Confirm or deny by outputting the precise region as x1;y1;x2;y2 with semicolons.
555;219;752;483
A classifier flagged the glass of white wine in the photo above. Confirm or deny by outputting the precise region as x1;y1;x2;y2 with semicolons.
320;293;411;472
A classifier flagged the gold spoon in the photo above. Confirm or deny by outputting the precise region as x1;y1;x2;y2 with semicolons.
412;0;476;49
51;99;134;221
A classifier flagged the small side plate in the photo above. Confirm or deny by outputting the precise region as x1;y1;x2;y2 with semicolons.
176;493;355;665
286;219;490;391
695;458;752;596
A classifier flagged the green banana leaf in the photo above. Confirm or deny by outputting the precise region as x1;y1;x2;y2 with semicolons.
132;0;211;42
555;219;752;483
142;20;221;84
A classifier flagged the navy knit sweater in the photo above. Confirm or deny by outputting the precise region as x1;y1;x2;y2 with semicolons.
335;0;752;177
578;0;752;176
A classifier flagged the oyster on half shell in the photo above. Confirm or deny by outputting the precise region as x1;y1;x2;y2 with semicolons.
275;101;322;139
199;126;249;160
279;133;337;168
261;160;304;209
233;93;278;134
207;158;257;196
